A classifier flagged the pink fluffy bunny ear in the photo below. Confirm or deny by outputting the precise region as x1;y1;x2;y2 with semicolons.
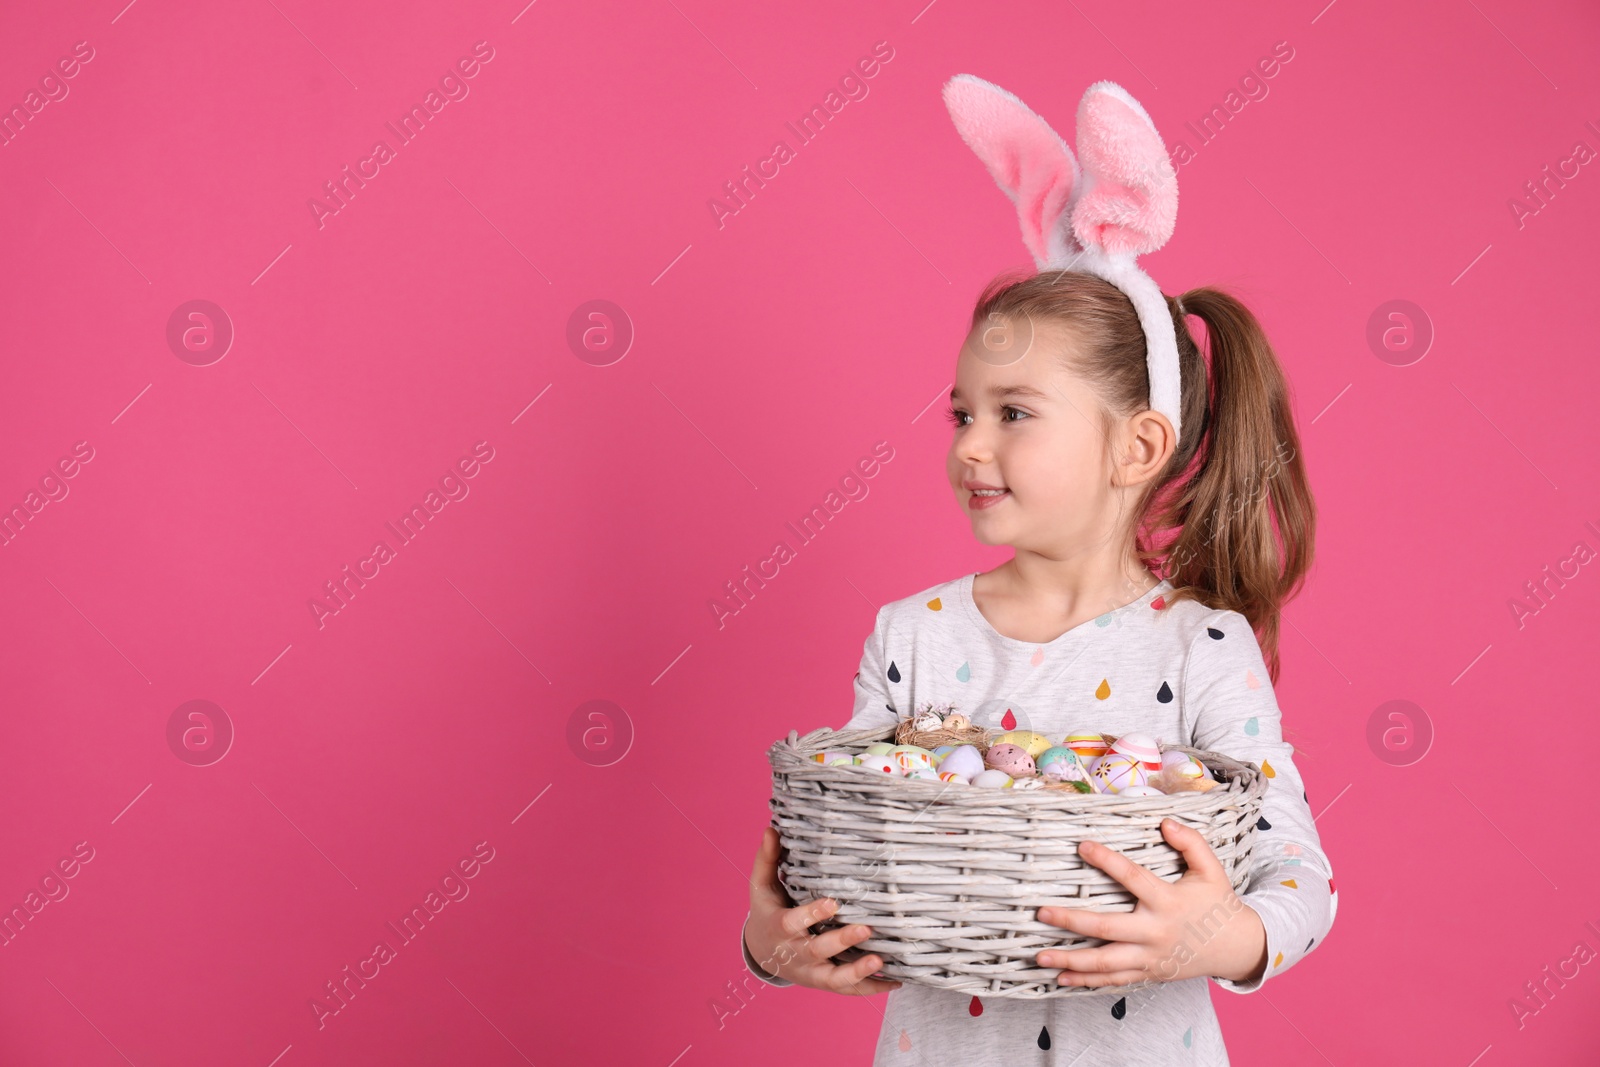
941;73;1083;269
1070;81;1178;259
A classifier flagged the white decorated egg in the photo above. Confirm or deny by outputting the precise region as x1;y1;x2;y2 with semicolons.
939;745;985;780
937;771;969;784
864;742;896;756
811;750;857;767
888;745;937;773
970;769;1014;789
1111;731;1162;769
905;768;941;781
855;755;900;775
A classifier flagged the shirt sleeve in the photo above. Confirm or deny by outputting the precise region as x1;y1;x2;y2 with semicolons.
839;605;900;732
740;910;795;987
1182;609;1337;994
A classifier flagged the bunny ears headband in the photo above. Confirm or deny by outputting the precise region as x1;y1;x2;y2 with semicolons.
942;74;1185;443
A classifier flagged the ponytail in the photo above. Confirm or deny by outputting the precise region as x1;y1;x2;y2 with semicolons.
1141;287;1315;683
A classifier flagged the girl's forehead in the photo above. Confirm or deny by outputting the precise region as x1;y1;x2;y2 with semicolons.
953;329;1080;401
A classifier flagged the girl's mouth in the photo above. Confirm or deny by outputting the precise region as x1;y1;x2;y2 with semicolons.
968;488;1009;510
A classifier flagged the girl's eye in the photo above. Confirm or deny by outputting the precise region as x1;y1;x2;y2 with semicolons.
945;405;1030;427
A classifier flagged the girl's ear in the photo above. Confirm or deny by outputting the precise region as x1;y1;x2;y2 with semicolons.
1069;82;1179;259
942;74;1083;269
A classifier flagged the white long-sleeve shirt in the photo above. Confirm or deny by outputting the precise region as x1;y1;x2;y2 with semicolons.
743;572;1337;1065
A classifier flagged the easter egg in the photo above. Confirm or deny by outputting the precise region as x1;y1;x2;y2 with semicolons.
912;710;944;731
864;742;896;756
932;745;957;762
810;750;857;767
970;769;1014;789
1012;777;1045;791
985;743;1037;777
943;713;972;731
888;745;937;773
939;745;985;780
1064;733;1109;760
1090;753;1148;793
1110;731;1162;770
904;768;941;781
993;730;1053;758
855;755;900;775
937;771;969;784
1036;747;1080;776
1161;752;1205;779
1117;784;1163;797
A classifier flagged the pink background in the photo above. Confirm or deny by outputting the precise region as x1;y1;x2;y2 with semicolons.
1;0;1597;1063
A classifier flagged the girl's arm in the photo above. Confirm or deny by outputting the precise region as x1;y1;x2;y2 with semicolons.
739;606;901;990
1183;609;1337;993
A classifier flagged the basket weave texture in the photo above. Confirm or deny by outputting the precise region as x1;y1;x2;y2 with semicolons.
767;723;1268;998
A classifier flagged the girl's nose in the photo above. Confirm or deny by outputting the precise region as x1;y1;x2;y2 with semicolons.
957;423;996;464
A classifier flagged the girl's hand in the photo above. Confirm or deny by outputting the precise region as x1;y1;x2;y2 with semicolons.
1035;817;1269;988
745;826;902;996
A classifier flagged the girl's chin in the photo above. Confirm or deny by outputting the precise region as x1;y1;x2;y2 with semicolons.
969;526;1012;546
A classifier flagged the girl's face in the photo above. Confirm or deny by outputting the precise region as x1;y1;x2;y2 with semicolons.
944;318;1123;555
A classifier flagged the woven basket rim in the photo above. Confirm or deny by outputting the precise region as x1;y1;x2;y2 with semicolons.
768;723;1267;809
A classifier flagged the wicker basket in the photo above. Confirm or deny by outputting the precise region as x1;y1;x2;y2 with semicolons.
767;723;1268;998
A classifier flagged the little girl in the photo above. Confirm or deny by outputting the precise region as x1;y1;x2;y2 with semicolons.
741;76;1335;1065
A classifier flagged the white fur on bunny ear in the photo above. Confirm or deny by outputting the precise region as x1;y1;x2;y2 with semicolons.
941;74;1084;269
1071;80;1178;259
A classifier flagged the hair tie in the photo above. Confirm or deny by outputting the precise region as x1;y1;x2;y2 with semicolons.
1175;296;1186;317
943;75;1183;442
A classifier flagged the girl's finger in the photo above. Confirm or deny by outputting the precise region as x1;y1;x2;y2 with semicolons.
1075;839;1170;903
826;953;902;995
1036;903;1146;944
1038;941;1147;975
1055;968;1153;988
1160;817;1227;882
804;922;874;961
781;896;838;937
